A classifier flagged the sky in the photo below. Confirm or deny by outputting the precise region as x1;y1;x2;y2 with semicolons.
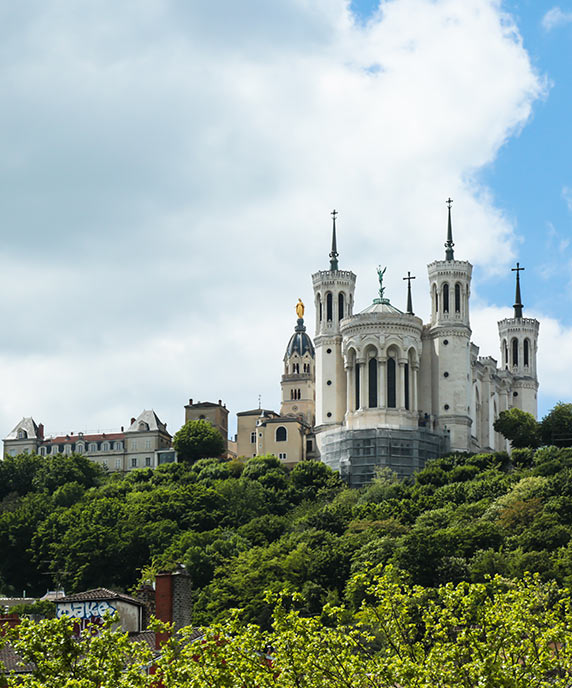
0;0;570;440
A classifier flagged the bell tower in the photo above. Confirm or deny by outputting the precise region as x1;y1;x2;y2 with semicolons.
427;199;473;451
280;302;315;425
498;263;539;417
312;210;356;430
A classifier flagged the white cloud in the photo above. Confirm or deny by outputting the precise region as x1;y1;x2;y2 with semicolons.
0;0;551;438
563;186;572;212
541;7;572;32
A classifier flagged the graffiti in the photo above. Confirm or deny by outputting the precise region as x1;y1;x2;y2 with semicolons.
56;600;117;620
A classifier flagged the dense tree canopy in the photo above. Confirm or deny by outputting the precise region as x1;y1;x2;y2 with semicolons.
540;402;572;447
3;571;572;687
172;419;225;463
494;407;540;448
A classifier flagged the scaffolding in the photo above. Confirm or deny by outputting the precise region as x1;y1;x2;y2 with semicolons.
320;426;450;487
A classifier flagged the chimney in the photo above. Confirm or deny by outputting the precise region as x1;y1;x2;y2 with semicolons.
121;426;124;432
218;399;222;406
130;418;136;425
189;399;193;405
134;583;156;630
154;566;192;649
0;614;21;635
38;423;45;440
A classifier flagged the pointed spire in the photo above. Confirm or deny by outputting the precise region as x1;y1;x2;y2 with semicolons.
403;271;416;315
512;262;525;319
444;197;455;261
329;209;339;270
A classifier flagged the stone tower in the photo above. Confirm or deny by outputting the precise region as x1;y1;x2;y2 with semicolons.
312;211;356;430
497;263;539;417
426;200;473;451
280;304;316;425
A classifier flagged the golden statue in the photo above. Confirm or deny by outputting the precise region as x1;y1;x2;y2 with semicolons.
296;298;305;319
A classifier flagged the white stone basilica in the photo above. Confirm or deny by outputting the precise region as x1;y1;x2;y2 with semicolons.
310;204;539;486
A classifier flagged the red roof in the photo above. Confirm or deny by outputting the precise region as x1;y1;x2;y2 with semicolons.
41;433;125;445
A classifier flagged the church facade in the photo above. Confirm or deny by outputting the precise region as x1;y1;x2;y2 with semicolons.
309;204;539;486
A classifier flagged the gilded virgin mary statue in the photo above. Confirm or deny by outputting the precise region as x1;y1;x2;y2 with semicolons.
296;298;305;319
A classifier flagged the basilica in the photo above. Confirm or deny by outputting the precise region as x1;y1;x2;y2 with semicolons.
245;203;540;486
4;204;540;487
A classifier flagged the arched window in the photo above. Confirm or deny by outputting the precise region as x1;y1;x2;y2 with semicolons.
276;426;287;442
76;443;84;454
114;441;123;451
88;442;98;452
318;295;322;322
39;446;46;456
139;421;149;432
504;341;509;369
326;292;333;321
404;363;410;410
434;285;439;313
443;283;449;313
524;339;530;367
512;338;518;367
387;357;396;408
102;442;110;451
368;358;377;408
17;429;27;440
355;362;360;410
454;283;461;313
338;292;345;321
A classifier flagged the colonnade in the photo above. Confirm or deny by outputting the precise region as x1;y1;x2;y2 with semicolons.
345;352;419;413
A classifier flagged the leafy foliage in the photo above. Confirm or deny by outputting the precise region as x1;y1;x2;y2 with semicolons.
494;407;540;448
4;572;572;687
172;419;225;463
540;402;572;447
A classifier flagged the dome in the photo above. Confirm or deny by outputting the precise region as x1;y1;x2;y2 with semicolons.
360;298;403;315
285;319;315;358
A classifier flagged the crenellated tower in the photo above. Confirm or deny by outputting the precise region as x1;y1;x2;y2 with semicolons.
312;210;356;430
426;199;473;450
280;301;316;425
497;263;539;417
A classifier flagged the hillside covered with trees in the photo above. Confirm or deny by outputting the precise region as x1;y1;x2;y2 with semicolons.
3;435;572;627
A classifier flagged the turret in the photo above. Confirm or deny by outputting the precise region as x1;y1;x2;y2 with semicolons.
424;199;473;451
498;263;539;417
312;211;356;430
280;302;315;425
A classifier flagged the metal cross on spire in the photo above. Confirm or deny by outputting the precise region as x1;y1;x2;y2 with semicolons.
329;209;339;271
403;271;416;314
445;197;455;261
512;262;525;319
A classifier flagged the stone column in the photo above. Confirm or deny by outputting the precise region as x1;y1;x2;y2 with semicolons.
358;359;368;410
345;364;353;413
378;359;386;408
412;364;419;412
397;360;406;409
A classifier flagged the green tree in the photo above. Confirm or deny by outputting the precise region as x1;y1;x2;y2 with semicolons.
173;419;225;463
0;614;152;687
493;407;540;448
540;402;572;447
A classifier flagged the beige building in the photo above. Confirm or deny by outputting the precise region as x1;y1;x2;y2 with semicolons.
184;399;229;454
235;309;317;468
3;410;175;472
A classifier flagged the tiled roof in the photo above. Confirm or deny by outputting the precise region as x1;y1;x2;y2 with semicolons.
0;645;35;674
4;417;40;441
42;433;125;445
56;588;144;606
126;410;168;434
237;409;277;417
